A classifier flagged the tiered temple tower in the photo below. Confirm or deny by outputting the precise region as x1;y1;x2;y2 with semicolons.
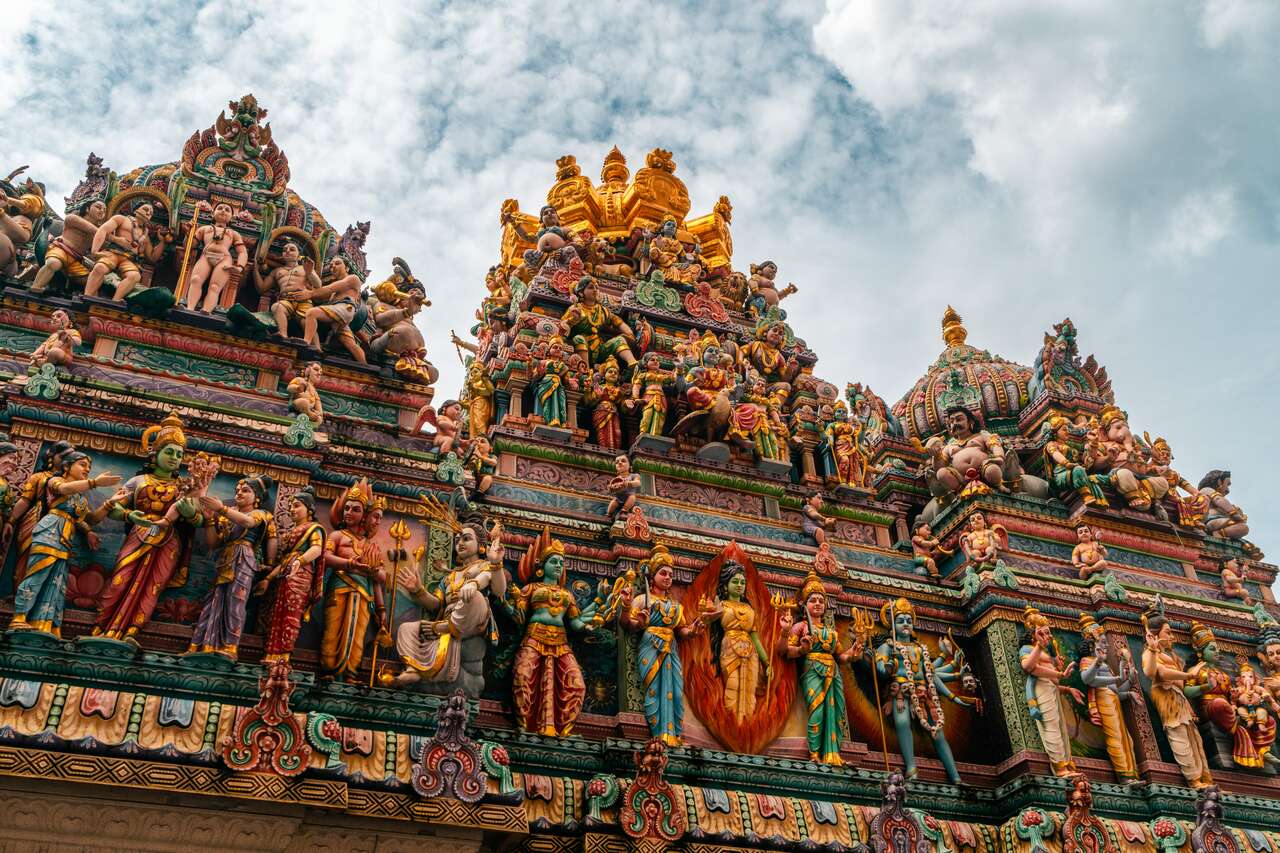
0;95;1274;851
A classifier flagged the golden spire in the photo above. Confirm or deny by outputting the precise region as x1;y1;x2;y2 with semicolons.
941;305;968;347
601;146;629;184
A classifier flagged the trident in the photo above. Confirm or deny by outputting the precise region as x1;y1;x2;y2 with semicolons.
370;517;412;686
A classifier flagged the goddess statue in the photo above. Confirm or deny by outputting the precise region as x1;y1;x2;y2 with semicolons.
699;560;771;722
585;358;625;450
4;440;75;579
94;414;196;643
738;321;798;388
872;597;971;783
646;217;701;286
509;530;597;736
1020;607;1083;776
533;337;579;428
383;517;506;692
1077;614;1141;783
779;570;858;765
256;489;327;664
1187;621;1271;769
1043;415;1109;507
1141;607;1214;788
9;452;121;637
459;354;495;437
819;401;870;489
187;474;277;658
619;544;705;747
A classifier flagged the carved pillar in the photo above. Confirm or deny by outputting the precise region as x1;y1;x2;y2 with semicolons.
504;381;526;420
985;618;1043;755
565;388;582;430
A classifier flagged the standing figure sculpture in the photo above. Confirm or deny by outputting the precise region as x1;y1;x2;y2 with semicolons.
85;202;167;301
29;309;81;370
31;199;107;294
779;570;858;765
256;489;326;664
1020;607;1083;776
9;452;122;637
1142;607;1214;788
586;359;625;450
821;402;870;489
187;474;277;658
560;277;638;371
510;530;597;736
1197;471;1249;542
629;351;673;437
872;597;970;783
5;440;75;580
384;517;507;692
94;414;195;643
460;355;495;437
532;337;578;428
700;560;771;722
1043;416;1109;507
619;544;705;747
1077;614;1141;783
183;201;248;313
320;480;386;683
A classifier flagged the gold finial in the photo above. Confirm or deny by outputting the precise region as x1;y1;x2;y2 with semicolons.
941;306;967;347
601;146;629;184
555;155;581;181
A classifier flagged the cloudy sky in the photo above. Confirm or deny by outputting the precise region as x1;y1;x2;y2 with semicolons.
4;1;1277;564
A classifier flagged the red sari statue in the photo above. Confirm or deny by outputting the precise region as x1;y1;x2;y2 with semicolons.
256;488;326;663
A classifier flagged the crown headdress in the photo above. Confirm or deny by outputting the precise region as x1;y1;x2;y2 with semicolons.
140;413;186;454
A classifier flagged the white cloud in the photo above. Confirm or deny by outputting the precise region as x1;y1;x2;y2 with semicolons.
3;1;1278;563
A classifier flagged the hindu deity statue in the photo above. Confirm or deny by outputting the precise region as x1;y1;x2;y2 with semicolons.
417;399;464;455
183;200;248;313
85;202;169;301
871;597;970;783
779;570;858;765
1020;607;1083;776
29;309;81;371
847;383;891;447
1043;415;1109;507
925;406;1009;497
743;260;796;319
606;455;640;518
1187;621;1270;769
959;512;1007;572
301;256;367;363
646;216;702;286
1077;614;1141;783
383;516;507;692
0;435;18;534
256;488;327;664
480;264;512;326
1231;660;1278;768
1088;406;1169;512
94;414;196;643
691;560;770;724
262;241;321;335
910;521;951;578
560;276;638;371
1197;470;1250;542
464;435;498;496
0;186;38;278
288;361;325;426
509;530;598;736
320;480;388;683
800;493;834;547
533;337;579;428
820;401;870;489
738;321;799;389
460;356;495;438
628;351;674;437
506;204;572;272
4;440;74;580
1220;558;1252;605
1258;630;1280;710
726;375;786;462
187;474;277;658
1072;525;1109;581
619;544;706;747
1142;434;1208;526
8;452;122;638
30;198;107;294
1141;607;1213;788
585;358;626;450
369;258;439;385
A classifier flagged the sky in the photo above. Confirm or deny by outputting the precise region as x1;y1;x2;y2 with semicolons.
2;1;1277;568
